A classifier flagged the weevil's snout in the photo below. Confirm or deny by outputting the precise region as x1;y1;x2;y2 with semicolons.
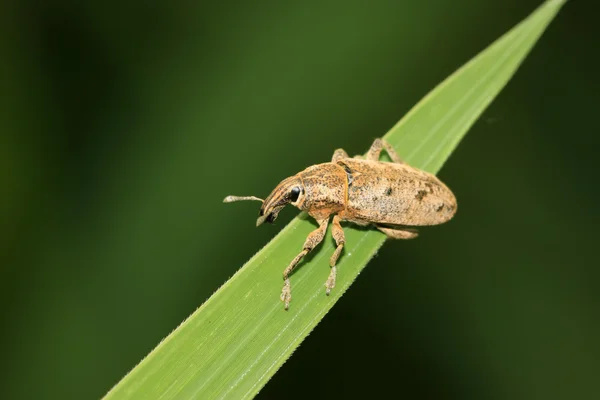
256;207;279;227
257;200;286;226
256;176;304;227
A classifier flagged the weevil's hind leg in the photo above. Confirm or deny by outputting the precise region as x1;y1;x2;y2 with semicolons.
366;138;405;164
332;148;349;162
326;215;345;295
376;225;419;239
281;218;329;309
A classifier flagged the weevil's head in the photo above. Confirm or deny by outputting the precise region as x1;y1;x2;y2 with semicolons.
257;175;305;226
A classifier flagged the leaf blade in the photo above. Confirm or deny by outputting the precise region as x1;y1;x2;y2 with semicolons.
104;1;565;399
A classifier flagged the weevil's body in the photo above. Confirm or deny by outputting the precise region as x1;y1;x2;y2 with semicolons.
224;138;457;309
292;159;455;227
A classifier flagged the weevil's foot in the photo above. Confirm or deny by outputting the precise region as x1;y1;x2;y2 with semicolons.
281;278;292;310
325;266;337;295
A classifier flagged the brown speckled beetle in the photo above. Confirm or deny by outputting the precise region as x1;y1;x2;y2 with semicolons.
224;138;457;309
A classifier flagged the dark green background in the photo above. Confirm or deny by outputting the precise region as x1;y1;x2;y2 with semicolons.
2;1;598;399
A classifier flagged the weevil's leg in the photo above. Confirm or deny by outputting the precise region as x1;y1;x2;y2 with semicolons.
332;148;349;162
281;218;329;309
376;225;419;239
366;138;405;164
326;215;345;295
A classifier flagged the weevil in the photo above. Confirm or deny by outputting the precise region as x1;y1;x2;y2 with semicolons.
224;138;457;309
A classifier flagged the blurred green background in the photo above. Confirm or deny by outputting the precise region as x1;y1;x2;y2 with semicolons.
2;1;598;399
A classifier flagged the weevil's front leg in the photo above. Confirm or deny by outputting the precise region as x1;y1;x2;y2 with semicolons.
366;138;405;164
376;225;419;239
325;215;345;295
281;218;329;309
332;148;349;162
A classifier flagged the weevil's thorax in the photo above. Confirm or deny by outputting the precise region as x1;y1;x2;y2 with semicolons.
297;163;347;220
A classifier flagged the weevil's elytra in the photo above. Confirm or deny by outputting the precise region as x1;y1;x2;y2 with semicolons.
224;138;457;309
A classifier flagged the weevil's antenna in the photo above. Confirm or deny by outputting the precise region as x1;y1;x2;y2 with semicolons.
223;195;264;203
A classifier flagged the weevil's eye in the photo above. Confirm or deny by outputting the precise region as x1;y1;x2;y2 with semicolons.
266;213;276;223
290;187;301;202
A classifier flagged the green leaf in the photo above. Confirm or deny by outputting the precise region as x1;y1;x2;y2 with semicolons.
104;1;565;399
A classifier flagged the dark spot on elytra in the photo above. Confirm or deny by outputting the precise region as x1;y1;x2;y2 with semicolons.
386;187;392;196
436;204;444;212
415;190;428;201
342;164;354;186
